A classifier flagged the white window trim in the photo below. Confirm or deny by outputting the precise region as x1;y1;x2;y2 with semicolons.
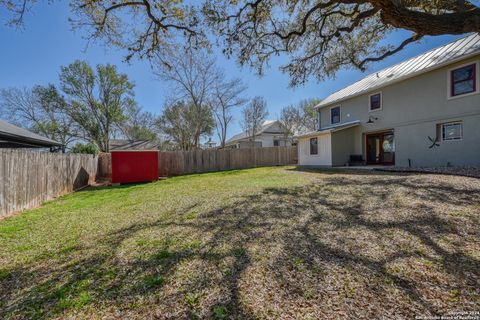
447;61;479;100
330;105;341;125
368;91;383;112
441;121;463;142
309;137;319;155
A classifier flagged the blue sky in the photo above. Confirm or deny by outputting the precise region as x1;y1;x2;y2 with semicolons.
0;1;464;142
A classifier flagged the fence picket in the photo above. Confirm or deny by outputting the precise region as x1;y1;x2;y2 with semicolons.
0;149;98;218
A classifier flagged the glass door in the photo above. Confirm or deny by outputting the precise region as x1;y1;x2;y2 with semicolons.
366;132;395;165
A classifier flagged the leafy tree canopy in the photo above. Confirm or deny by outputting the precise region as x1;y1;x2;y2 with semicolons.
70;142;100;154
59;60;135;152
3;1;480;85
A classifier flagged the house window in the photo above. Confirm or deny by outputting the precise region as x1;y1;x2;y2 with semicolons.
273;140;280;147
441;122;463;141
330;106;341;124
369;92;382;111
310;137;318;155
450;64;476;97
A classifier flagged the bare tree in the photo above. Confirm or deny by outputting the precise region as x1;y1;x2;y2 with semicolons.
211;76;247;148
279;105;303;140
241;96;268;148
122;104;159;141
153;48;220;148
0;85;78;147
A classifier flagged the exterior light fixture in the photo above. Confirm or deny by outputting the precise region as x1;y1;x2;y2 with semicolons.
366;116;378;124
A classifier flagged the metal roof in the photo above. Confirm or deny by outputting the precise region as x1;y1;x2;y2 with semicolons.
317;33;480;109
225;120;285;144
296;120;360;139
0;119;62;148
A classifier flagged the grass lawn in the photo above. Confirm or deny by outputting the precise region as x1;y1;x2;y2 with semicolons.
0;167;479;319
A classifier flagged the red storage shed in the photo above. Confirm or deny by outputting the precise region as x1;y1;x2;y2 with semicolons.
111;151;159;184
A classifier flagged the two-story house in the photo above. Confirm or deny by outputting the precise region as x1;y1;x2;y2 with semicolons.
226;120;292;149
297;34;480;167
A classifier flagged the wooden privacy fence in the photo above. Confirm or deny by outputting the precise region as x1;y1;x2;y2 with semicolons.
0;149;98;218
97;146;297;178
158;146;297;176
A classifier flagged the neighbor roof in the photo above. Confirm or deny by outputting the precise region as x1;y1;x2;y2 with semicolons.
0;119;62;148
109;139;161;151
317;33;480;109
225;120;285;144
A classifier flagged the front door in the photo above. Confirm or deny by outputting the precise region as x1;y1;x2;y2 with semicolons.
366;131;395;165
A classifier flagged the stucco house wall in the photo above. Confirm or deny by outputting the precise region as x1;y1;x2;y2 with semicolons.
317;55;480;167
330;126;358;166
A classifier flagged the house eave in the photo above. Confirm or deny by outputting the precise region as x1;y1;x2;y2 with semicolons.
295;121;360;139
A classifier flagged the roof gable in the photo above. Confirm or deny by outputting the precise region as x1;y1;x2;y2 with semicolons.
317;34;480;109
226;120;286;144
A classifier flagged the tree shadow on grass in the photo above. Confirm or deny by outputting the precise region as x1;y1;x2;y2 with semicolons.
1;173;479;319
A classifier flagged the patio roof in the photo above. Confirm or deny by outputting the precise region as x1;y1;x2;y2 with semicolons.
295;120;361;139
0;119;62;148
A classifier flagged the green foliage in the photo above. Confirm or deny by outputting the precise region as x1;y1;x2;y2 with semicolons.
70;142;99;155
213;305;228;319
158;100;214;150
60;60;135;152
143;275;165;288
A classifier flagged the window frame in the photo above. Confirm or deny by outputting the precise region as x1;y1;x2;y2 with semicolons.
368;92;383;112
330;105;341;125
309;137;318;155
441;121;463;142
448;62;479;99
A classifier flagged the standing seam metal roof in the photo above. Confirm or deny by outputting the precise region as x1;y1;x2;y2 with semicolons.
317;34;480;109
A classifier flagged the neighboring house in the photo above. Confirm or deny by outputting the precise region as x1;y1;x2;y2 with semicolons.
225;120;291;149
109;139;161;151
0;119;62;151
297;34;480;167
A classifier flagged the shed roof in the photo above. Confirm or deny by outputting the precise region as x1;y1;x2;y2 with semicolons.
109;139;161;151
0;119;62;148
317;33;480;109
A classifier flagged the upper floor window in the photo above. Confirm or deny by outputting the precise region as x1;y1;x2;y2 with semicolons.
310;137;318;155
450;63;477;97
330;106;341;124
369;92;382;111
441;122;463;141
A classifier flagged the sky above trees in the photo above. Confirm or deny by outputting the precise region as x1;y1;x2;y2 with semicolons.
0;1;464;141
